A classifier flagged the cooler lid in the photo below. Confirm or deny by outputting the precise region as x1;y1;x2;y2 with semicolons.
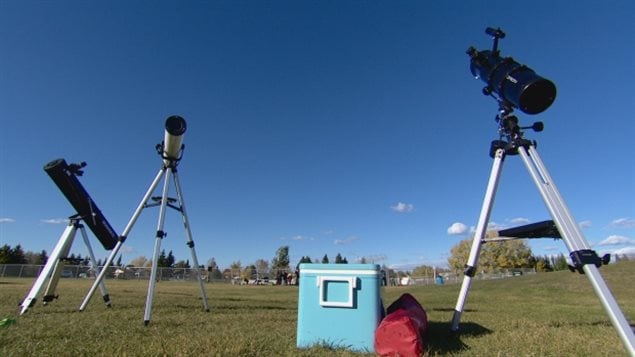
299;263;381;276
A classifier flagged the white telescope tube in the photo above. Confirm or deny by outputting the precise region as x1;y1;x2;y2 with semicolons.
163;115;186;163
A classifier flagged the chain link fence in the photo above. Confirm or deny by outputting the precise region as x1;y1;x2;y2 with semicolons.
0;264;296;284
1;264;536;286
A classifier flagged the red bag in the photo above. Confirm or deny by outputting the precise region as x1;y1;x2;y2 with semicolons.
375;293;428;357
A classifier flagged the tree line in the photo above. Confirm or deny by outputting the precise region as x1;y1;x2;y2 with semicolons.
0;244;48;265
447;238;576;273
5;240;607;277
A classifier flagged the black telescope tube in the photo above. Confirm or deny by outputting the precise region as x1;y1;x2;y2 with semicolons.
470;49;556;114
44;159;118;250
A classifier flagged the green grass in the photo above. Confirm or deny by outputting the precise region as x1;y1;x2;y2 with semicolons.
1;262;633;356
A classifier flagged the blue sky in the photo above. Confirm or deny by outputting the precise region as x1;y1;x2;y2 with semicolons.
1;1;633;271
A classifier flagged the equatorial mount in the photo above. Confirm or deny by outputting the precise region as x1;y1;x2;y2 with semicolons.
489;100;545;158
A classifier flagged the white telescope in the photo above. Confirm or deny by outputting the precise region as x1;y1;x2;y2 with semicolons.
161;115;187;164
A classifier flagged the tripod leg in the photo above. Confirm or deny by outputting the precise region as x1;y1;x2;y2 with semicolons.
144;167;172;325
42;235;74;305
80;167;165;311
20;223;77;314
173;170;210;312
451;148;506;331
79;226;111;307
519;145;635;354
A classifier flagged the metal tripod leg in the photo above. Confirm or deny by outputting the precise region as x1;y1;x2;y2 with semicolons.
451;148;506;331
144;166;172;325
20;223;77;314
173;170;210;312
80;167;165;311
79;226;111;307
518;145;635;354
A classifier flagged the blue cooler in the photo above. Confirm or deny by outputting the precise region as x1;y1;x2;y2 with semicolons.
296;263;382;352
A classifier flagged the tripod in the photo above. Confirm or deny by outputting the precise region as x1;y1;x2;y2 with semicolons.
79;149;210;325
450;103;635;354
20;217;111;314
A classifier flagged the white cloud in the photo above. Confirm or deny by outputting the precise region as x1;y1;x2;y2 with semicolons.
41;218;69;224
391;202;414;213
509;217;530;225
597;235;633;246
292;235;314;241
579;220;592;229
0;218;15;223
487;221;507;231
610;217;635;229
613;246;635;256
447;222;468;235
334;236;359;245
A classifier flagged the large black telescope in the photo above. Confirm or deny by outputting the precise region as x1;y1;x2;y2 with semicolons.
44;159;118;250
467;27;556;115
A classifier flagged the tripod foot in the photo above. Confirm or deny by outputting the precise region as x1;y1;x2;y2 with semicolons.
144;320;150;326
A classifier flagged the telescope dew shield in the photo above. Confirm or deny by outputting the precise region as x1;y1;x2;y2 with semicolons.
469;49;556;115
162;115;187;162
44;159;118;250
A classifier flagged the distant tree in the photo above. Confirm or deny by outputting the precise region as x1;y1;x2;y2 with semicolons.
241;264;256;280
207;258;223;280
335;253;348;264
551;253;568;271
229;261;242;278
412;265;435;277
222;268;232;280
10;245;27;264
359;257;367;264
24;250;45;265
174;260;190;269
255;259;269;277
295;256;312;270
166;251;175;267
448;238;533;273
39;250;49;265
448;239;471;272
130;256;149;267
271;246;290;271
157;250;168;267
321;254;329;264
486;240;532;271
535;256;553;272
0;244;11;264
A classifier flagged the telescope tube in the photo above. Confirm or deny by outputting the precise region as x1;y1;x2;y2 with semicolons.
162;115;187;163
469;49;556;115
44;159;118;250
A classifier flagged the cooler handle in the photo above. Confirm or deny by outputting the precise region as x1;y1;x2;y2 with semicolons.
317;276;356;308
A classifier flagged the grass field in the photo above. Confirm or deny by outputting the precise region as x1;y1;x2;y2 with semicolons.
1;261;633;356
